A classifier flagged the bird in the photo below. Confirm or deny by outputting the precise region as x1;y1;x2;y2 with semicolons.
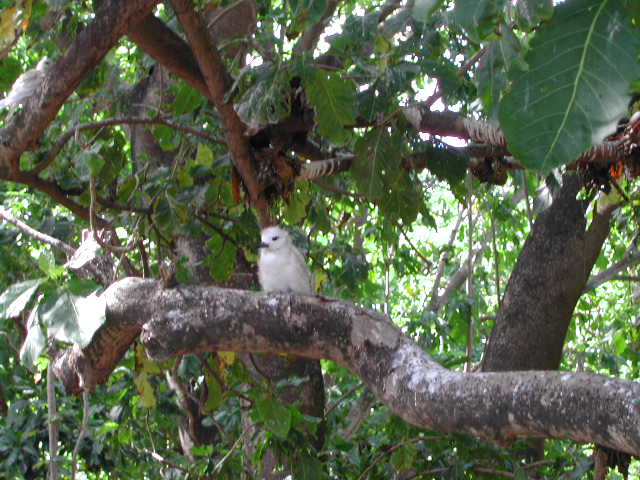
258;225;312;294
0;57;53;110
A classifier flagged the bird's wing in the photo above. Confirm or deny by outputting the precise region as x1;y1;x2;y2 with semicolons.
0;70;43;109
289;246;312;293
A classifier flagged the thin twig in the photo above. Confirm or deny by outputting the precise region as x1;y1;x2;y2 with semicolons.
357;436;443;480
213;435;243;475
312;179;364;199
0;208;75;255
47;356;60;480
490;211;501;309
396;221;431;269
325;382;364;417
465;173;474;373
425;46;487;108
71;391;90;480
31;117;225;175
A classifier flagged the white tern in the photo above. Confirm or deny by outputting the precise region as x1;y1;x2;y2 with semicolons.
0;57;53;110
258;226;312;293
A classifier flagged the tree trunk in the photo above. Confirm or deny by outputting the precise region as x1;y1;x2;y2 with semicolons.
481;173;613;464
482;174;612;371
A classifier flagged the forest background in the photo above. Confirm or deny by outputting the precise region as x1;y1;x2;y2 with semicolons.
0;0;640;479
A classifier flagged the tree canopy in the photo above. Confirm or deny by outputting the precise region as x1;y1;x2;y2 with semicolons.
0;0;640;478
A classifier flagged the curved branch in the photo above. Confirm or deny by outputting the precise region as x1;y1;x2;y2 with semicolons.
2;171;108;228
0;208;75;255
0;0;160;170
53;278;640;456
32;117;225;175
172;0;272;227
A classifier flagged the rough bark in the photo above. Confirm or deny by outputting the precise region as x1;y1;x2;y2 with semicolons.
172;0;272;227
0;0;160;171
52;277;640;456
482;175;612;371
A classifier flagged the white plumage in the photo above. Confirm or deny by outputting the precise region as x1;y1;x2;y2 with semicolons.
258;226;312;293
0;57;52;110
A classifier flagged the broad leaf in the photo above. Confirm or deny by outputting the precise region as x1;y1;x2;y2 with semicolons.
452;0;505;43
390;443;418;472
353;127;403;199
133;372;157;408
292;455;328;480
0;278;43;318
236;63;291;130
304;69;355;145
515;0;554;31
255;396;292;440
205;233;237;282
500;0;640;172
40;291;106;348
204;372;223;412
476;26;524;117
19;307;45;370
283;180;311;224
65;236;101;269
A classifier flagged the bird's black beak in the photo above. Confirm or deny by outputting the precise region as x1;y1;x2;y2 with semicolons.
259;242;269;249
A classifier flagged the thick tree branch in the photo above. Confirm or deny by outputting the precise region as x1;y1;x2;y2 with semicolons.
172;0;272;226
126;15;210;99
0;0;160;170
53;278;640;456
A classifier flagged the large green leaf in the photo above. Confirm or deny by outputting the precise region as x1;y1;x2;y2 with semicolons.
39;291;106;348
476;25;525;117
255;396;292;440
452;0;506;43
500;0;640;172
205;233;237;282
19;307;45;370
304;69;356;145
0;278;43;319
353;127;403;199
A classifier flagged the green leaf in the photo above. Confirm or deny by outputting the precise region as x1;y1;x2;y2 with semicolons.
38;250;64;279
0;278;43;318
65;278;100;296
205;233;237;282
499;0;640;172
195;143;214;167
515;0;554;31
390;443;418;472
379;171;421;224
153;124;179;151
171;80;204;115
96;420;119;437
287;0;327;39
204;372;223;412
476;26;524;117
353;127;403;199
292;454;327;480
39;291;106;348
19;308;45;370
255;396;292;439
452;0;505;43
134;372;157;408
304;69;356;145
236;63;291;128
283;180;311;224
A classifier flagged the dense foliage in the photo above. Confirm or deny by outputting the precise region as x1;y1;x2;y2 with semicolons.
0;0;639;478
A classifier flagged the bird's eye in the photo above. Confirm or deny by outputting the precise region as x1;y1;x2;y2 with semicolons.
272;236;279;241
